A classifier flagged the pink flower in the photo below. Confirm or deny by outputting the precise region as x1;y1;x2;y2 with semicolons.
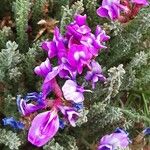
28;109;59;147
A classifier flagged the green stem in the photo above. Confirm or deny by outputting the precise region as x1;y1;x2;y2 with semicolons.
141;93;149;116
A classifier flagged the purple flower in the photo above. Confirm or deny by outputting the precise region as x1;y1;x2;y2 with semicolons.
62;80;85;103
98;128;130;150
28;109;59;147
68;44;91;74
24;92;44;105
34;58;52;77
58;106;79;127
97;0;128;20
143;127;150;135
85;60;106;89
41;41;57;59
94;25;110;50
17;95;44;116
73;102;84;111
66;15;91;40
41;27;67;62
75;14;87;26
131;0;149;6
2;117;24;130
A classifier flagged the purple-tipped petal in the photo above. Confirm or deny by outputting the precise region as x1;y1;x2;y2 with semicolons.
41;41;57;58
75;14;87;26
34;58;52;77
28;109;59;147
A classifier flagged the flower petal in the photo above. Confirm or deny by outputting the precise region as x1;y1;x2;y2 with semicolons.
28;110;59;147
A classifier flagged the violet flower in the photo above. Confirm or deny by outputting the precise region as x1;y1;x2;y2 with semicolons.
85;60;106;89
17;94;45;116
98;128;130;150
143;127;150;135
42;27;67;62
68;44;91;74
2;117;24;130
28;109;59;147
58;106;79;127
131;0;149;6
34;58;52;77
97;0;128;20
62;80;85;103
66;14;91;40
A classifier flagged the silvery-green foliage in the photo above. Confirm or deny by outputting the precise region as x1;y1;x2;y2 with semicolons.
103;21;123;36
22;42;43;90
105;6;150;67
76;109;89;126
0;41;22;82
0;129;21;150
57;134;78;150
129;51;148;69
123;50;150;90
0;27;13;49
2;94;19;118
104;64;125;101
9;67;21;81
32;0;48;23
60;0;84;33
84;0;100;26
43;139;64;150
13;0;31;51
88;102;123;133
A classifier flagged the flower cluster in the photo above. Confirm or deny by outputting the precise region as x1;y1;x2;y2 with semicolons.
98;128;130;150
17;14;109;147
97;0;149;22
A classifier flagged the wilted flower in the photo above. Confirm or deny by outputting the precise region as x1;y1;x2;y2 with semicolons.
2;117;24;130
28;109;59;147
98;128;130;150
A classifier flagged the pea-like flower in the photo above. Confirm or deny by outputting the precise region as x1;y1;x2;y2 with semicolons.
34;58;52;77
62;80;85;103
98;128;130;150
58;106;79;127
85;60;106;89
28;109;59;147
97;0;128;20
17;94;45;116
68;44;91;74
